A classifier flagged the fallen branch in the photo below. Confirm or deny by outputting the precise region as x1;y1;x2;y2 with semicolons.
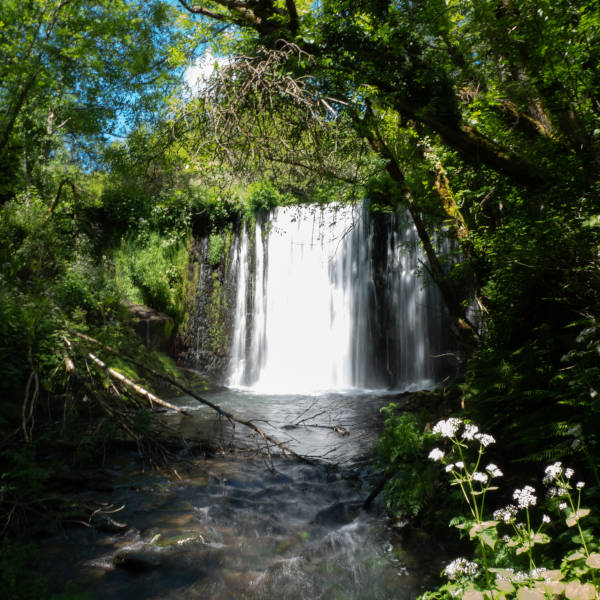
87;353;191;416
285;422;349;436
70;332;313;463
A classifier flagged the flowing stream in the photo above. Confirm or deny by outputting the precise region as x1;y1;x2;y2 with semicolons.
39;390;446;599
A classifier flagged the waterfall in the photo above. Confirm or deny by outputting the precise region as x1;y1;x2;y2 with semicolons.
225;203;453;393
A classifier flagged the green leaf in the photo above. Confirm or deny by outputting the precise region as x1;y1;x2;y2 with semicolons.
566;552;586;562
531;533;550;544
496;579;515;593
464;590;485;600
517;588;544;600
567;509;590;527
469;521;498;538
480;531;496;549
564;581;596;600
585;553;600;569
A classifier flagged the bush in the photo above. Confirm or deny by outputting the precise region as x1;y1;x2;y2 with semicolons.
378;408;448;521
113;233;188;319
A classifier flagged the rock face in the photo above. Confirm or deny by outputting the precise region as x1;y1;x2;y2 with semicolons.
127;302;176;354
178;229;240;381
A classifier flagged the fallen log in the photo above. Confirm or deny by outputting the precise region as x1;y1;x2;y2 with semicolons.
87;353;191;416
69;332;313;463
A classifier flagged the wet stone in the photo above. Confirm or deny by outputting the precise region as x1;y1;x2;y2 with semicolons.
113;549;162;572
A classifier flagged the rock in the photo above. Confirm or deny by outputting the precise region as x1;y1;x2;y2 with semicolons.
152;533;206;548
126;302;175;353
113;549;161;572
311;501;360;526
93;514;129;534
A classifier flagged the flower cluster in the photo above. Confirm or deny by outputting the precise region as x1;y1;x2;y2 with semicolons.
430;418;496;448
543;461;563;484
443;557;479;580
493;505;518;523
433;418;463;438
486;463;503;478
513;485;537;509
475;433;495;447
473;471;489;484
462;424;479;440
543;461;586;500
428;448;445;462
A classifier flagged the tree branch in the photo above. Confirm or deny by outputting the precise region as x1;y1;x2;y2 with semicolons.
70;332;315;463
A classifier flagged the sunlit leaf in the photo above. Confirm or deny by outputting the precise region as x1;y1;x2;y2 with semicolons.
585;553;600;569
564;581;596;600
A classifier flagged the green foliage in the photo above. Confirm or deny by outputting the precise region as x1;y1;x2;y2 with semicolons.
0;540;47;600
245;180;285;213
113;233;189;319
377;408;445;519
0;540;91;600
0;0;190;197
209;232;225;267
1;445;52;505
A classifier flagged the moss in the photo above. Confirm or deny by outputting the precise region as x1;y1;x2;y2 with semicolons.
206;273;229;356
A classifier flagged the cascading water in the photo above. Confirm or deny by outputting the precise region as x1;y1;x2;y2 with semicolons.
227;202;453;393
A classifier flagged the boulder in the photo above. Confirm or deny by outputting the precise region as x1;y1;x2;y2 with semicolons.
126;302;175;353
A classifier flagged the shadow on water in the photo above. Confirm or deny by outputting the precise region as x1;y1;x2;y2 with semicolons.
38;390;446;599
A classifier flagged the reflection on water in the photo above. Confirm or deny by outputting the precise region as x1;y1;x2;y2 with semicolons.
39;390;445;599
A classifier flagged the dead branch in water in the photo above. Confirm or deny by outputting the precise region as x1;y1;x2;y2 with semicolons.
69;331;315;464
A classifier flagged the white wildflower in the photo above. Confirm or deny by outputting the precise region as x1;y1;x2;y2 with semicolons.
531;567;548;580
486;463;503;478
565;468;574;480
433;418;463;438
443;557;479;580
445;463;455;472
513;485;537;509
543;461;562;484
462;423;479;441
542;514;551;524
495;568;514;582
475;433;495;447
548;487;558;498
493;505;518;523
473;471;489;484
558;502;567;510
557;485;568;496
576;481;585;489
455;461;465;469
428;448;445;462
502;535;511;543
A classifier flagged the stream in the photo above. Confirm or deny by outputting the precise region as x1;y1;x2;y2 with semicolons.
39;389;446;599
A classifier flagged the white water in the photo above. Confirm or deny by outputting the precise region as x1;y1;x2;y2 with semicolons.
227;203;449;393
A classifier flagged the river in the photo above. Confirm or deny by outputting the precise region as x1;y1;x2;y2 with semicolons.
39;388;445;599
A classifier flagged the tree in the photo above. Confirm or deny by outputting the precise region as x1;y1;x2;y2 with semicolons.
173;0;599;344
0;0;192;202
